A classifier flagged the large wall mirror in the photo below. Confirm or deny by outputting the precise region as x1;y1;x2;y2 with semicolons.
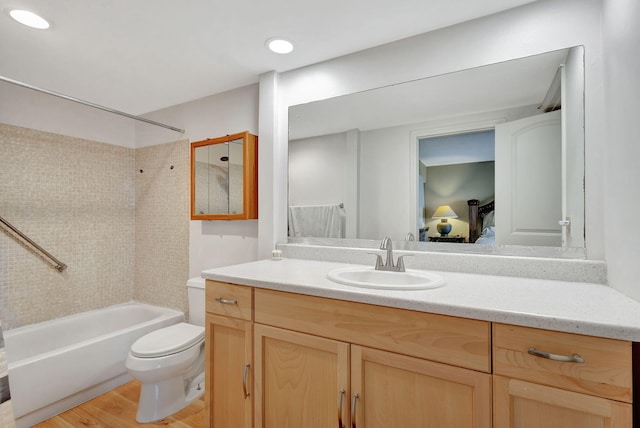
288;46;585;254
191;131;258;220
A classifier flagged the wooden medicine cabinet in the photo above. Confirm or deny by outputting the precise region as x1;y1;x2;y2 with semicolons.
190;131;258;220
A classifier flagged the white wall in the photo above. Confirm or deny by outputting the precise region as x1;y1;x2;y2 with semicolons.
288;133;348;206
563;46;586;248
420;131;495;167
139;84;260;278
602;0;640;300
358;125;413;241
262;0;606;260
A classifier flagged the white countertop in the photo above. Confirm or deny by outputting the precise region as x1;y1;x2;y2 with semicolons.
202;258;640;342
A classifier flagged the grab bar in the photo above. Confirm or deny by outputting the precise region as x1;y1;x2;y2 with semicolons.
0;215;67;272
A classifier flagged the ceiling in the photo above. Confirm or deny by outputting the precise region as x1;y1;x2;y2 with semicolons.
1;0;537;115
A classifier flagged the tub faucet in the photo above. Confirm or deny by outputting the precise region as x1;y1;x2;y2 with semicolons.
374;237;406;272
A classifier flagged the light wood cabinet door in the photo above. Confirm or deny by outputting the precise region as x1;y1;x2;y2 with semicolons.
493;376;633;428
254;324;350;428
205;314;253;428
350;345;491;428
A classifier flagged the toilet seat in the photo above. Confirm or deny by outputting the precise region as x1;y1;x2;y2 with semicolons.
131;322;204;358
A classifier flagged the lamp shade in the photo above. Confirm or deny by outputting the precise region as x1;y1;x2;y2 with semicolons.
432;205;458;219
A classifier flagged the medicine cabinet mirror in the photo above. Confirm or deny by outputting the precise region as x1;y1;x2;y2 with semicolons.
190;131;258;220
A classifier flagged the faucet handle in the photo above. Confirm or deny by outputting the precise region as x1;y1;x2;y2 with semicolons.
396;254;413;272
380;237;392;250
368;252;384;270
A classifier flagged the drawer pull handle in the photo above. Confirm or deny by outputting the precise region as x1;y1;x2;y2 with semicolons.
242;363;250;398
528;347;585;363
338;389;345;428
351;393;359;428
215;297;238;305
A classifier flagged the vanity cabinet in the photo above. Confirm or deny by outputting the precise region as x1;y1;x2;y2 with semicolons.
205;281;635;428
253;288;491;428
493;323;633;427
254;323;491;428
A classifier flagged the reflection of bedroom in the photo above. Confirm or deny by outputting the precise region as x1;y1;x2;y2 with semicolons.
420;130;495;243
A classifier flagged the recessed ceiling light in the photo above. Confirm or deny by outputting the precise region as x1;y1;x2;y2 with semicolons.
9;9;50;29
266;38;294;54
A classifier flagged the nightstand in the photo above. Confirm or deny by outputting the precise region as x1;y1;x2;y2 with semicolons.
428;236;466;243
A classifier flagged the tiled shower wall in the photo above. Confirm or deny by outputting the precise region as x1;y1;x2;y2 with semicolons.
0;123;189;330
134;140;190;315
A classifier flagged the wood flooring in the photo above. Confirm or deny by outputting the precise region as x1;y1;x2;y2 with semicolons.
34;380;205;428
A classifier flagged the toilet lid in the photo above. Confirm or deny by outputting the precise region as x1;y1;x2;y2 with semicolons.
131;322;204;358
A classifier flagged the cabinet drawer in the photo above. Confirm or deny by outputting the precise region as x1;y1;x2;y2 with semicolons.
206;280;253;321
493;323;632;402
255;289;490;372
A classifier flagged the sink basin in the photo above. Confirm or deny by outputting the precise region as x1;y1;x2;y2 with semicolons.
327;266;446;290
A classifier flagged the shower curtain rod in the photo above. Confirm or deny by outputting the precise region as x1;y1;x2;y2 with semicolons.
0;75;185;134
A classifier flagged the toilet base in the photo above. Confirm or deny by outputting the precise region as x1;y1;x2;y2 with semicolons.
135;372;205;423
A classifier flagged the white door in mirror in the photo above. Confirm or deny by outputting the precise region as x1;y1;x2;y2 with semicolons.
327;267;445;290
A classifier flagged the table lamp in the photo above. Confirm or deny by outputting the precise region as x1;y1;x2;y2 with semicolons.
432;205;458;237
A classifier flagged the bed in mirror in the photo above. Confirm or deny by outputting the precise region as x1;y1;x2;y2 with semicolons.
288;46;585;255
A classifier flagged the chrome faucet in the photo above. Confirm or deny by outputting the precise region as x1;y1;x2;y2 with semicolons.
374;237;407;272
381;237;393;267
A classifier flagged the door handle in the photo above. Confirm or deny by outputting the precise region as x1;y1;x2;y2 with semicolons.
351;393;359;428
242;363;250;398
529;347;584;363
338;389;345;428
215;297;238;305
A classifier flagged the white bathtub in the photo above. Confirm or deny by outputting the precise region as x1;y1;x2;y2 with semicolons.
4;302;184;428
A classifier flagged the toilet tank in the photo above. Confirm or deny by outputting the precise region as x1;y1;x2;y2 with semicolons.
187;277;206;326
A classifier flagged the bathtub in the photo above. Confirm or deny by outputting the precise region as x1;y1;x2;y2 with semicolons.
4;302;184;428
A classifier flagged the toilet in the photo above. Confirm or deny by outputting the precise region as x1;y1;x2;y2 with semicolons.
125;277;206;423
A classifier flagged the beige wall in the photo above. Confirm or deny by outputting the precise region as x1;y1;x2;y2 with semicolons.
0;124;190;329
0;123;135;329
134;140;190;316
